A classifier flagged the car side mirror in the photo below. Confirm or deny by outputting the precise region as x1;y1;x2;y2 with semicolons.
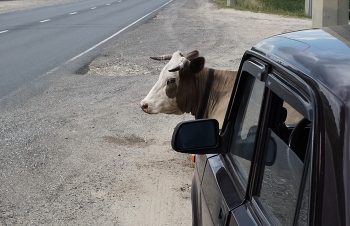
171;119;222;154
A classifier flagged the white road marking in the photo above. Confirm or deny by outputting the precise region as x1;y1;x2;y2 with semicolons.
64;0;174;64
40;19;51;23
118;1;122;2
91;7;97;9
106;3;111;5
69;12;77;15
0;30;9;34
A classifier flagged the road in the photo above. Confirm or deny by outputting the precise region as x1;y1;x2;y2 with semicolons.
0;0;172;99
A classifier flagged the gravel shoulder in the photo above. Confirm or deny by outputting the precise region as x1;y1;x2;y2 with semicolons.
0;0;311;225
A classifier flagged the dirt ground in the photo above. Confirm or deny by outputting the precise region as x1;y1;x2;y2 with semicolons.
0;0;311;225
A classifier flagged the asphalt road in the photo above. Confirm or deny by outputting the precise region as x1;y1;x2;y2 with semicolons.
0;0;172;99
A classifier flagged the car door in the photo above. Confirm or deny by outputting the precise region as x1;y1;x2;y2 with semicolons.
171;53;317;226
199;56;268;226
222;54;315;226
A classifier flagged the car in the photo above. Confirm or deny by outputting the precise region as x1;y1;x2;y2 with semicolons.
171;25;350;226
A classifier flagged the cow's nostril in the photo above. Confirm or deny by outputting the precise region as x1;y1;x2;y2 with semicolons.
141;103;148;110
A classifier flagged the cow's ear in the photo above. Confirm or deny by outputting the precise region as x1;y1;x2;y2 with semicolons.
186;50;199;61
189;57;205;73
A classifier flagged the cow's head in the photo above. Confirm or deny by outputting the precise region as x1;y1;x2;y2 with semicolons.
140;50;205;115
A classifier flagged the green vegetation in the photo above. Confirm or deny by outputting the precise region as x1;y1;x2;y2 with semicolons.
215;0;306;17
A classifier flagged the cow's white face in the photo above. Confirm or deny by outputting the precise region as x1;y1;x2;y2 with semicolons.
140;51;184;115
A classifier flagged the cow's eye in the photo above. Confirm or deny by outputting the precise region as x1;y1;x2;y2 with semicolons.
167;78;176;85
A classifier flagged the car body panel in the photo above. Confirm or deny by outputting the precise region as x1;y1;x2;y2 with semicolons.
253;25;350;103
228;205;258;226
175;25;350;226
252;25;350;225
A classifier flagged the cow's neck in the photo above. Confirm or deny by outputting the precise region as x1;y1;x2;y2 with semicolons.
195;68;214;119
177;67;237;125
205;69;237;125
176;68;209;116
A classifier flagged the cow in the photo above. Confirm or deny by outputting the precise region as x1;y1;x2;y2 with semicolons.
140;50;237;128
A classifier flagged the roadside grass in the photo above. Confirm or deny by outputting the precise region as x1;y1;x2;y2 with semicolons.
215;0;306;17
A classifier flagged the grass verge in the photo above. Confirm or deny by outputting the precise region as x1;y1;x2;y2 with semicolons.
215;0;306;17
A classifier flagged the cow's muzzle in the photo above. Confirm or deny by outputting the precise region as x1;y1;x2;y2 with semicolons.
141;103;149;113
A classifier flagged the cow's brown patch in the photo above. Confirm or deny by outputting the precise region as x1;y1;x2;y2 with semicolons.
176;67;207;115
186;50;199;61
166;83;177;98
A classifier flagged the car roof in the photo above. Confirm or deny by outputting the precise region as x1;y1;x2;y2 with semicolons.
252;25;350;105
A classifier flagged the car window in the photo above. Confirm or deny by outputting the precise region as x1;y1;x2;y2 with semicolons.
229;73;265;187
283;102;303;125
254;102;311;226
297;167;310;226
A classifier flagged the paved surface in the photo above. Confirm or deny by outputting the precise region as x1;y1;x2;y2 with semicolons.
0;0;172;98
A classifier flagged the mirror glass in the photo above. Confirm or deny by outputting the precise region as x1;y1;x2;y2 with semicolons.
174;119;218;150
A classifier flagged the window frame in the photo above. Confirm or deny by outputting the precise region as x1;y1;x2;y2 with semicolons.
221;52;317;226
247;69;315;226
227;73;266;189
222;56;270;198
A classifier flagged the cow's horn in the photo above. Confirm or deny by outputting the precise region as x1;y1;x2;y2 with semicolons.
150;54;172;61
168;58;189;72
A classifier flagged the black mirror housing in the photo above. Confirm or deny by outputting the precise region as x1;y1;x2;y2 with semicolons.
171;119;223;154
